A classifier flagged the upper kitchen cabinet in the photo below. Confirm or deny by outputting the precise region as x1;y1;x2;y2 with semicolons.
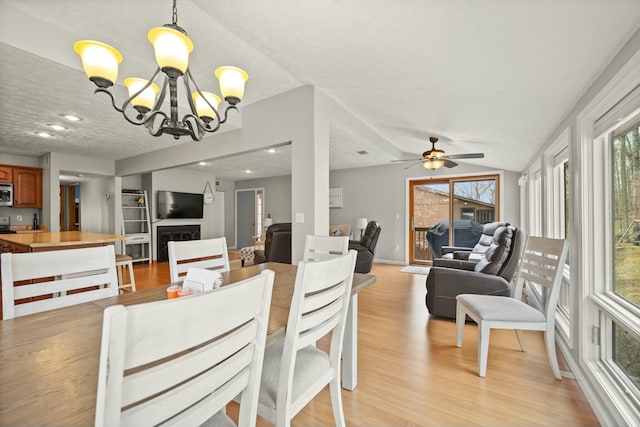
13;166;42;208
0;165;12;183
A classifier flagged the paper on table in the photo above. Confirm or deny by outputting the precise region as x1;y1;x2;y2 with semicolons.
182;268;222;294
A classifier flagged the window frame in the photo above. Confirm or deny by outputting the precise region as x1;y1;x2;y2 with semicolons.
577;67;640;423
544;129;572;346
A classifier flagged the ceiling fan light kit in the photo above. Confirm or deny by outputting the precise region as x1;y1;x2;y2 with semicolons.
73;0;248;141
391;136;484;170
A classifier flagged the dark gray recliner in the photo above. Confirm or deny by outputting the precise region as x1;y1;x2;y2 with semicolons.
436;221;510;269
425;225;522;319
254;223;292;264
348;221;381;273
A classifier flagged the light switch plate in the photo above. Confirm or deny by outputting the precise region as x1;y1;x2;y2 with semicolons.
295;213;304;223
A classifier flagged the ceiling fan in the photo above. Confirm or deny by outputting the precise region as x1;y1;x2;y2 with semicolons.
391;137;484;170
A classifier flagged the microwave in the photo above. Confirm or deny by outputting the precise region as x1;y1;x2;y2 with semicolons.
0;183;13;206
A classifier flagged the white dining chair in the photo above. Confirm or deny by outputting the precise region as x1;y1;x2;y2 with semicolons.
95;270;275;427
1;245;119;319
456;236;568;378
302;234;349;262
168;237;231;283
257;250;357;427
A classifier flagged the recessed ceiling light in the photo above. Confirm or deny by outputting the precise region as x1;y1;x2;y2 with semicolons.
244;169;252;174
198;161;207;166
34;132;53;138
267;148;277;154
356;150;369;155
47;124;67;131
61;114;82;121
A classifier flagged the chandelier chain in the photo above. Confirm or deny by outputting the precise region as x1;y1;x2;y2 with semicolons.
172;0;178;25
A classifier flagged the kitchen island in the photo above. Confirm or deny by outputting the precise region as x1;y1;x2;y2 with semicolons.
0;231;125;253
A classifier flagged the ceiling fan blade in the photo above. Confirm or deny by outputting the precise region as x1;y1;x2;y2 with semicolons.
404;160;425;170
390;158;423;163
443;159;458;168
445;153;484;159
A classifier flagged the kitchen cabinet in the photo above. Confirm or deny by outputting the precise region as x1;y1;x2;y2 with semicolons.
0;165;12;183
13;166;42;208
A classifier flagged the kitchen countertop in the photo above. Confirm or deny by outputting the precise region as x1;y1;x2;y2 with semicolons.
0;231;125;248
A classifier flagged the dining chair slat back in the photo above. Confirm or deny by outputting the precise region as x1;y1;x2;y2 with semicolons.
95;270;275;427
1;245;119;319
168;237;231;283
302;235;349;262
257;250;357;427
455;236;568;378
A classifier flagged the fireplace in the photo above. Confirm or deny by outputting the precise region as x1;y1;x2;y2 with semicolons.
157;225;201;262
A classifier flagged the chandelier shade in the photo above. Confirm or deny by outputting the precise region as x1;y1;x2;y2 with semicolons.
147;26;193;76
124;78;160;112
215;66;249;104
73;0;248;141
73;40;122;88
192;92;221;121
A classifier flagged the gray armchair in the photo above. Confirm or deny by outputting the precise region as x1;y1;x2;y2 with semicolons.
425;225;522;319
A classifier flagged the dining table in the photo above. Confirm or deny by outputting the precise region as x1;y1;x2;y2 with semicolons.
0;261;376;427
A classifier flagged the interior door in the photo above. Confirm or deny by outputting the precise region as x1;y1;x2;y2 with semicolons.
236;190;256;248
236;188;264;248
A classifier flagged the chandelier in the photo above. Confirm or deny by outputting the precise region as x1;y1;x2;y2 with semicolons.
73;0;248;141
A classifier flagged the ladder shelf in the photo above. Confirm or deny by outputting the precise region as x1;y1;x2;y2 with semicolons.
121;190;152;264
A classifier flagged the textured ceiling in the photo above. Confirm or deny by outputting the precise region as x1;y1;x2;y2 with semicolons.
1;0;639;182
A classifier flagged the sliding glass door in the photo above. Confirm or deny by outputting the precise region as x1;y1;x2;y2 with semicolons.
409;174;499;265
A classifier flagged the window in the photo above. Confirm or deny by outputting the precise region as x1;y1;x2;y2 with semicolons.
528;165;542;237
612;125;640;307
547;136;571;343
607;123;640;394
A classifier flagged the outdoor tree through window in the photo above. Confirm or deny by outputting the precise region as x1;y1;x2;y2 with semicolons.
611;122;640;391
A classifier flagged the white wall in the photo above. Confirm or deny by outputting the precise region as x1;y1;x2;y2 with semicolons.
45;152;115;232
235;175;293;224
80;177;113;233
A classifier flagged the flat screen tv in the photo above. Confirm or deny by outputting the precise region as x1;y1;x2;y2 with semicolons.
156;191;204;219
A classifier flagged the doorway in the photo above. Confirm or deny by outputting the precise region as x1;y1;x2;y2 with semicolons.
235;188;264;248
409;174;499;265
59;184;80;231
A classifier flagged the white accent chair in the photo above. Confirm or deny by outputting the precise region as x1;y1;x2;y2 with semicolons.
456;236;568;378
257;250;357;427
168;237;230;284
1;245;119;319
302;235;349;262
94;270;275;427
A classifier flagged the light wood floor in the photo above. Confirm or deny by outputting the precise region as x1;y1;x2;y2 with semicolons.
131;261;600;426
